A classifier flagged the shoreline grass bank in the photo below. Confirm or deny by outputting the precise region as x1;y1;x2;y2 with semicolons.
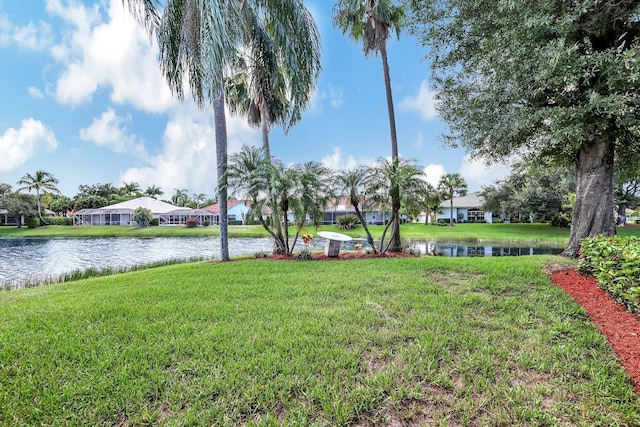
2;222;639;243
1;256;638;425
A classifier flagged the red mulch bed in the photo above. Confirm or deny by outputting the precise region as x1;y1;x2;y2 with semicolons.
266;251;416;261
551;268;640;394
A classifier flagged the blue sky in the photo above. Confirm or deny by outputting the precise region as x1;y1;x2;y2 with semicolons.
0;0;510;199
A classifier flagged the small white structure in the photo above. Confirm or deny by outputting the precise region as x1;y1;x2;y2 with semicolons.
318;231;352;257
73;197;215;226
436;192;493;224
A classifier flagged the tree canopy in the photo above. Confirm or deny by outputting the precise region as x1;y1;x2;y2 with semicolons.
406;0;640;255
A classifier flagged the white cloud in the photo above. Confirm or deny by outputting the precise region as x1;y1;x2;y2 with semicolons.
50;0;174;112
399;80;438;120
120;105;260;197
79;108;148;160
320;147;376;171
423;164;446;187
305;87;325;115
0;119;58;172
0;13;52;50
329;84;343;107
458;155;510;190
28;87;44;98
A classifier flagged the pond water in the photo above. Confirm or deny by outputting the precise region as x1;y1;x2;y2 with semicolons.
0;237;563;289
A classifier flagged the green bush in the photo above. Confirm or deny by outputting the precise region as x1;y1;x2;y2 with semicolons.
335;214;358;230
549;212;571;228
578;235;640;315
133;207;154;228
46;216;74;226
150;218;159;227
26;218;39;228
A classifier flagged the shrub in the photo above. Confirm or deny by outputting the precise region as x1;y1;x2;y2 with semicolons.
46;217;74;226
578;235;640;315
335;214;358;230
185;218;198;228
549;212;571;228
133;207;154;228
294;249;315;261
26;218;39;228
150;218;159;227
203;219;210;227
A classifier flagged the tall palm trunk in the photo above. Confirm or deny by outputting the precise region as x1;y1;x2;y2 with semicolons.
215;89;230;261
562;136;616;257
381;42;398;161
260;102;271;160
381;42;402;251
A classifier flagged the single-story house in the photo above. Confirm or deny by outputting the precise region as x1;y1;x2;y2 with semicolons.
73;197;215;226
0;209;25;226
202;200;250;224
323;196;390;225
435;192;493;224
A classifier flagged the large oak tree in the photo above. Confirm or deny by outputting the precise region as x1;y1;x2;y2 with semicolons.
406;0;640;256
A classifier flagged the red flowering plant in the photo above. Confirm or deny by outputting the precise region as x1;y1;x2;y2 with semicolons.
301;233;314;245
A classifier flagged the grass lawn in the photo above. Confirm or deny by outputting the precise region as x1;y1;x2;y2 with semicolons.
1;256;638;425
3;222;640;244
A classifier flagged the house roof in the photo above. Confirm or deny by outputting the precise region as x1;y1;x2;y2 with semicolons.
440;192;485;209
202;200;247;214
76;197;180;214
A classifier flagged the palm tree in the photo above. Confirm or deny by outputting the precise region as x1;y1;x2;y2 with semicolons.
333;0;405;250
192;193;207;208
121;181;141;198
228;145;332;255
335;166;377;253
438;173;468;227
126;0;321;261
225;5;321;160
366;158;424;253
422;182;441;224
144;185;164;198
16;170;60;225
172;188;189;207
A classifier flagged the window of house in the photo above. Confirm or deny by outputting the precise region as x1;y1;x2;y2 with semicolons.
467;208;484;223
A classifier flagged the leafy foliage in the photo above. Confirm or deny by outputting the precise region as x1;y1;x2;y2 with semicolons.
133;207;154;228
0;193;36;228
481;164;575;224
578;235;640;316
335;214;359;230
406;0;640;255
228;145;333;255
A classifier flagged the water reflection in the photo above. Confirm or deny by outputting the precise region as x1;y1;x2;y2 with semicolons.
407;241;563;257
0;237;563;289
0;237;277;289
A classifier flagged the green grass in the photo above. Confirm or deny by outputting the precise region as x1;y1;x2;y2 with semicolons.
1;256;638;426
3;222;639;243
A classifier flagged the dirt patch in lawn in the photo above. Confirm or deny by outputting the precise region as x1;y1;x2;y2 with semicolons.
550;268;640;394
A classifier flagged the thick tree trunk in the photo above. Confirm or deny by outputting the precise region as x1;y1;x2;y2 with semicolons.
215;90;230;261
562;136;616;257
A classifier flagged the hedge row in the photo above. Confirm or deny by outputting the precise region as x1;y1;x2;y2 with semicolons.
578;235;640;316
